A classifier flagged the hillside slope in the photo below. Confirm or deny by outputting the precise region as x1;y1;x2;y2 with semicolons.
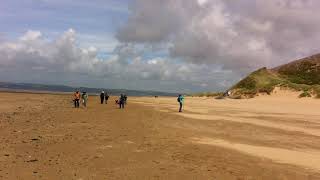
230;54;320;98
273;53;320;85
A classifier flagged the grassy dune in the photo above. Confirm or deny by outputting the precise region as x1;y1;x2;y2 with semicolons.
230;54;320;98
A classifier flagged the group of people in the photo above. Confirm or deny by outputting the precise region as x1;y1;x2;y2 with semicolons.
73;90;184;112
99;91;110;104
99;91;127;109
73;91;89;108
118;94;127;109
73;90;128;109
73;90;110;108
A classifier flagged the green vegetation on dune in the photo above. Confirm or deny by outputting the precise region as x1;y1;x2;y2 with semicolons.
277;61;320;85
277;54;320;98
230;54;320;98
231;67;284;96
299;91;312;98
281;83;320;98
194;54;320;99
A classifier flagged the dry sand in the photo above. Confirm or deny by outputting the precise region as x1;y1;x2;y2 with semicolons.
1;91;320;179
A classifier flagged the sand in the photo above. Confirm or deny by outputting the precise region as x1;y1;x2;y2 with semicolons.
1;92;320;179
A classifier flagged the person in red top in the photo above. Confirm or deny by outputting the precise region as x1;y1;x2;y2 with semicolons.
74;91;81;108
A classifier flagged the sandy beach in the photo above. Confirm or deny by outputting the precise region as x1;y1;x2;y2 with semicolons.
1;91;320;179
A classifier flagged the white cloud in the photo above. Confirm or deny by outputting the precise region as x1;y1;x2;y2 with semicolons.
0;29;234;92
197;0;208;7
20;30;42;41
247;39;267;51
117;0;320;71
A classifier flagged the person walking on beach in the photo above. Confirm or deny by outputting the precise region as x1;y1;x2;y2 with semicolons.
124;94;127;104
177;94;184;112
100;91;105;104
74;91;81;108
82;92;88;107
105;93;110;104
119;94;125;109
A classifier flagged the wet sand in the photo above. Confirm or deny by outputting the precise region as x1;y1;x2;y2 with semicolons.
1;92;320;179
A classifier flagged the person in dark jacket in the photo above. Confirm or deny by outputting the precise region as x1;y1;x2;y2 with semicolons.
124;94;127;104
105;93;110;104
100;91;105;104
177;94;184;112
119;94;125;109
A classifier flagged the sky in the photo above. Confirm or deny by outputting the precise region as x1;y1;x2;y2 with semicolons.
1;0;320;93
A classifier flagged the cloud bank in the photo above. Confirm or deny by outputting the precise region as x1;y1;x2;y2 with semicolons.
0;29;233;92
117;0;320;71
